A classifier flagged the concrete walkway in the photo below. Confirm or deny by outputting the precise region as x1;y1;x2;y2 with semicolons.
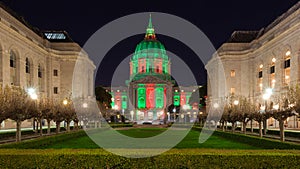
221;129;300;143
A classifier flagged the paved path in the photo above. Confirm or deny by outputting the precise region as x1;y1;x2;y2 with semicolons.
220;129;300;143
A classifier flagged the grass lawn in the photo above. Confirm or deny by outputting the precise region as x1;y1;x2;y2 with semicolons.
1;128;300;168
0;128;265;149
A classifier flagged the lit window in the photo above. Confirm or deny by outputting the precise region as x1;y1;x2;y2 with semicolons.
230;87;235;94
230;70;235;77
44;33;66;40
284;53;291;85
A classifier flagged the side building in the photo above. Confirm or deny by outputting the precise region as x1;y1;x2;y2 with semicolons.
0;4;95;129
206;2;300;128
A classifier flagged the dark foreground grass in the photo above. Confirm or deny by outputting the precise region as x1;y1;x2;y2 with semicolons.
0;149;299;168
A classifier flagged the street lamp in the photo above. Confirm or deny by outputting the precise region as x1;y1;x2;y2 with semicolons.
27;87;39;133
63;99;68;105
233;100;239;106
262;88;272;135
82;102;88;108
173;108;176;122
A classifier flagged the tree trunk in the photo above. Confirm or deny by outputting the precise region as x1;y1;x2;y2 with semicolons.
39;118;43;136
279;119;285;142
74;121;78;130
56;121;60;134
225;122;228;131
263;119;267;135
258;121;262;138
232;122;235;132
222;122;225;131
47;119;51;134
16;120;22;142
35;121;39;133
66;121;70;132
243;121;247;134
250;120;253;133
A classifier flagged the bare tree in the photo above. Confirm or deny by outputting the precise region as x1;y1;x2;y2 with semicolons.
61;99;76;132
271;98;296;142
6;86;38;142
237;97;255;134
52;102;65;134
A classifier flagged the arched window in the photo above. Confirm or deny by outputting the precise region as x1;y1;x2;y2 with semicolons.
284;51;291;85
25;58;30;73
10;51;16;68
38;64;42;78
10;51;17;85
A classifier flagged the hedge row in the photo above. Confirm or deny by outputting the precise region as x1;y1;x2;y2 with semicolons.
211;129;300;150
109;123;133;128
0;149;299;168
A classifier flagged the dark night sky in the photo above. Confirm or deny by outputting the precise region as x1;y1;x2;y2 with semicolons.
2;0;299;86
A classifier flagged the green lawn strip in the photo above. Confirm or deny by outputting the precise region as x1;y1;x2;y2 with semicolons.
0;149;299;168
1;128;299;150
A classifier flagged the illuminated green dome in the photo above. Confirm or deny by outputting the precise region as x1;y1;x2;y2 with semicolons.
132;14;168;61
133;39;168;60
129;14;171;82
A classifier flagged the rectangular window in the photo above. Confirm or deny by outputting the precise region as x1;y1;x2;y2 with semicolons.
54;87;58;94
38;71;42;78
270;66;275;74
230;70;235;77
258;71;263;78
53;69;58;76
10;60;14;68
284;59;290;69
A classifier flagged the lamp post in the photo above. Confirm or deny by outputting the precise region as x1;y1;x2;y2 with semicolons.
273;104;279;128
262;88;272;135
173;108;176;122
130;111;134;122
27;88;38;132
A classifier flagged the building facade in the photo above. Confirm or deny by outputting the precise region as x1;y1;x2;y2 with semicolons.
0;4;95;128
206;2;300;128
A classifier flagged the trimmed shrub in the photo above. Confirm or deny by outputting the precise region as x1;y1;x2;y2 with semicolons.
0;149;299;168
